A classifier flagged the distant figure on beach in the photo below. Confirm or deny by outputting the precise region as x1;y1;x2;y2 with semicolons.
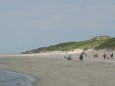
103;52;106;59
67;54;72;60
64;52;68;58
79;54;83;61
79;52;85;61
94;54;96;58
94;54;99;58
110;53;113;59
64;52;72;60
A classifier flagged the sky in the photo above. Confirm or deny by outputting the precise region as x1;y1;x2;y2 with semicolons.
0;0;115;53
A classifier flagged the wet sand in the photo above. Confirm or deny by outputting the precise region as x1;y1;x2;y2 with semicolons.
0;54;115;86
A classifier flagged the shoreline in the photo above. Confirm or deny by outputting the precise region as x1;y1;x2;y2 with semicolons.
0;50;115;86
0;69;36;86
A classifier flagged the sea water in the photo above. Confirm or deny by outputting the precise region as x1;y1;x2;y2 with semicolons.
0;69;36;86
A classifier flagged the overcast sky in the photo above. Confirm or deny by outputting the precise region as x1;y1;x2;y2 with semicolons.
0;0;115;53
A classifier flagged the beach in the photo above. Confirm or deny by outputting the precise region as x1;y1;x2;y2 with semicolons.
0;51;115;86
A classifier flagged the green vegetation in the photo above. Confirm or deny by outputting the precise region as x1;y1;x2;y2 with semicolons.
22;36;115;54
95;38;115;50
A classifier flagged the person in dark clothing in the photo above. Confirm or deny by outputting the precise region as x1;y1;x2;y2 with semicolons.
103;54;105;59
79;53;83;61
103;52;106;59
111;53;113;59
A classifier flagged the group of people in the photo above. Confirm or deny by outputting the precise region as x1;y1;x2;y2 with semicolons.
64;51;114;61
103;52;113;59
64;51;87;61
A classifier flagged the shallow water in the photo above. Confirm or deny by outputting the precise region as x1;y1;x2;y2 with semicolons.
0;69;36;86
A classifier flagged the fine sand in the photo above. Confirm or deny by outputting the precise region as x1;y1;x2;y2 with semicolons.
0;52;115;86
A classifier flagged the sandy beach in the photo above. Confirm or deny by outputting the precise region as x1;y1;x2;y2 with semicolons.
0;51;115;86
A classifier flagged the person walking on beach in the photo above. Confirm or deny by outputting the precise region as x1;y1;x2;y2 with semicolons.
103;52;106;59
79;52;84;61
110;53;113;59
79;54;83;61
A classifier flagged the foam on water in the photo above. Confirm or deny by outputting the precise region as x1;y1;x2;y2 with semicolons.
0;69;36;86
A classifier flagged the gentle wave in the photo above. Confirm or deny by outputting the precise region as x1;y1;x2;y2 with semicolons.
0;69;36;86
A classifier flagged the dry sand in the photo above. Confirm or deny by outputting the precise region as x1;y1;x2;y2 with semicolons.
0;52;115;86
